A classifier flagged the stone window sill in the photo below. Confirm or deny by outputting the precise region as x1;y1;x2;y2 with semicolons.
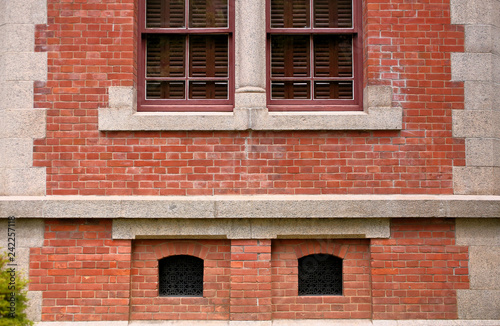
98;86;402;131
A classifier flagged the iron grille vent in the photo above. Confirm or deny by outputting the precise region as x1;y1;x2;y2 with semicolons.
298;254;342;295
159;255;203;297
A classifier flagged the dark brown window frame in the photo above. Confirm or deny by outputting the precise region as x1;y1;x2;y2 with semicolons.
266;0;363;111
138;0;235;112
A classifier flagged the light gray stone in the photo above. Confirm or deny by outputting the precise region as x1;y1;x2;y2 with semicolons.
230;322;271;326
35;323;129;326
0;52;47;81
456;219;500;246
493;26;500;56
249;107;403;130
108;86;136;110
112;218;390;240
32;321;500;326
0;167;46;196
130;322;227;326
466;138;500;167
235;88;266;109
1;195;500;219
464;81;493;110
451;0;495;25
0;81;34;110
1;0;47;24
99;105;250;131
26;291;42;322
469;246;500;289
453;166;500;195
235;0;266;89
364;85;393;109
452;110;499;138
0;218;44;253
0;199;44;218
451;53;492;81
0;109;47;139
0;138;33;168
0;24;35;53
465;25;492;53
457;290;500;319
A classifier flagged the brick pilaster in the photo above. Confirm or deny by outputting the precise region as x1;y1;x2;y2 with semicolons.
230;239;272;321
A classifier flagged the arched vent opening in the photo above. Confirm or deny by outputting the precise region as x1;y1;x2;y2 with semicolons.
159;255;203;297
298;254;342;295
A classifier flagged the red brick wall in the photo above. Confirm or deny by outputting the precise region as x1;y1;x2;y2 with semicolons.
230;239;272;321
29;219;469;321
29;219;131;322
130;240;231;320
371;219;469;319
272;239;371;319
32;0;465;196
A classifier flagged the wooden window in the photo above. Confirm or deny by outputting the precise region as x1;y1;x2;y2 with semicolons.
267;0;362;111
139;0;234;112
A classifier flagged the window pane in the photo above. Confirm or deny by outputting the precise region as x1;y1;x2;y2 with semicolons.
271;35;310;77
146;81;186;99
271;0;309;28
314;35;352;77
146;0;185;28
189;81;228;99
314;81;353;99
190;0;228;28
189;35;228;77
147;35;185;77
272;81;311;99
314;0;352;28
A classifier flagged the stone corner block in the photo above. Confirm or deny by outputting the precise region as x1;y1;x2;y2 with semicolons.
0;52;47;82
0;109;47;139
452;110;499;138
0;24;35;53
108;86;136;110
464;81;494;110
363;85;393;109
451;53;492;82
0;167;46;196
451;0;496;25
0;138;33;168
2;0;47;24
465;138;500;167
457;289;500;319
453;166;500;195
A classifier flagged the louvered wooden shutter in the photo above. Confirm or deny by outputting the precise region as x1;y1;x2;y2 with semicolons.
146;0;185;28
190;0;228;27
314;0;352;28
271;0;310;28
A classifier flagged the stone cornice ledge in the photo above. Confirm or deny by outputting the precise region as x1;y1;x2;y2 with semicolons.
0;195;499;219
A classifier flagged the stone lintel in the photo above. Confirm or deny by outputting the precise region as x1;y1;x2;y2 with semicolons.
112;218;390;240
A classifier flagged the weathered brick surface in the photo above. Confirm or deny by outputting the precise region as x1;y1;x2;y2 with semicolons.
29;219;131;322
371;219;469;319
130;240;231;320
272;239;371;319
32;0;465;195
230;240;272;321
30;219;469;321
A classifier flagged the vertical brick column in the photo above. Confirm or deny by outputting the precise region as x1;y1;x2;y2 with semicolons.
230;240;272;321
